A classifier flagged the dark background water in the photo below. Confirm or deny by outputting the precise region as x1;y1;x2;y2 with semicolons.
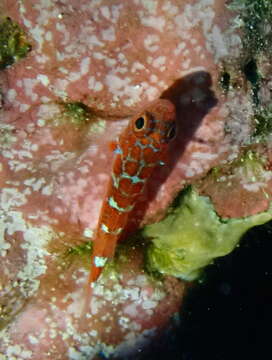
142;220;272;360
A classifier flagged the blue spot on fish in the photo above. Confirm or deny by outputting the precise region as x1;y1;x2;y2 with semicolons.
114;146;123;155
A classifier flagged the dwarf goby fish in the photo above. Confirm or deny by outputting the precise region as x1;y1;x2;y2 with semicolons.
84;98;176;307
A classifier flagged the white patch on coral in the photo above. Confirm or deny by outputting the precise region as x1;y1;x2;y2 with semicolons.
131;62;145;73
124;303;139;318
28;334;39;345
0;186;55;295
68;72;81;82
80;57;91;75
19;104;30;112
17;226;53;296
41;183;53;196
162;1;179;16
192;152;218;161
30;25;45;52
23;17;32;28
145;86;159;100
23;78;38;101
45;151;75;171
150;74;158;83
141;16;165;32
174;41;186;55
182;58;191;69
88;76;103;92
36;54;50;63
24;177;46;191
207;25;229;61
37;103;61;119
135;275;147;286
111;4;123;23
89;34;104;46
0;188;27;215
7;89;17;102
152;56;166;68
6;344;32;359
83;228;93;238
105;74;130;95
102;26;116;41
105;57;117;67
142;299;157;310
90;296;104;315
119;316;130;329
56;22;70;46
45;31;52;41
0;219;11;257
59;66;69;74
101;6;110;19
141;0;157;13
118;53;128;65
243;182;267;192
122;287;140;301
93;52;104;60
66;289;84;317
90;330;98;337
144;34;160;52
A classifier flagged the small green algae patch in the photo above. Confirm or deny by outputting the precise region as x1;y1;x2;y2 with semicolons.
143;187;272;281
63;102;94;127
221;1;272;105
0;17;31;69
252;104;272;141
220;149;266;182
228;0;272;56
60;240;92;269
65;241;92;258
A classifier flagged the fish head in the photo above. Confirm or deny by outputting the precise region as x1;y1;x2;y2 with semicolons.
129;98;176;151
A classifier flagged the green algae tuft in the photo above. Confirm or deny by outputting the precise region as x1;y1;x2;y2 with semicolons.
222;1;272;105
0;17;31;69
252;104;272;141
143;187;272;281
228;0;272;56
65;241;92;258
63;102;94;127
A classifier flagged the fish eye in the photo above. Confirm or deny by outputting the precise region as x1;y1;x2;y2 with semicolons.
134;116;145;131
166;124;176;140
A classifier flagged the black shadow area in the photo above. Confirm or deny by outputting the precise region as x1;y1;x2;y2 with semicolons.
140;220;272;360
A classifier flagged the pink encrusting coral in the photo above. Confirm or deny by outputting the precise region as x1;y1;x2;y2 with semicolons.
3;0;229;118
1;0;271;358
0;0;234;231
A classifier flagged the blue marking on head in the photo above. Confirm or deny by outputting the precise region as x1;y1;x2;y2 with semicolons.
111;173;119;188
131;175;143;184
114;146;123;155
135;140;146;150
122;172;145;184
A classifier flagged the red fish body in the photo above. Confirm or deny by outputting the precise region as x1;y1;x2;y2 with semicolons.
88;99;176;288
